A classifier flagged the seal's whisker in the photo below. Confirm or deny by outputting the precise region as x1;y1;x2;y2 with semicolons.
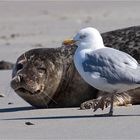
45;93;58;105
38;94;48;108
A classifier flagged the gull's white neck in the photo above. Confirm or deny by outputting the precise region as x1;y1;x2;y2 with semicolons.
74;37;105;72
74;31;105;70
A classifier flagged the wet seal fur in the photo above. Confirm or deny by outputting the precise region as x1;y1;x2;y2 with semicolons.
11;26;140;109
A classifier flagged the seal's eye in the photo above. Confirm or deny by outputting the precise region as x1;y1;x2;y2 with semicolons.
37;67;46;74
17;63;23;71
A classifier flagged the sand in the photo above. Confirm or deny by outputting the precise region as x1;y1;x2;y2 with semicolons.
0;1;140;139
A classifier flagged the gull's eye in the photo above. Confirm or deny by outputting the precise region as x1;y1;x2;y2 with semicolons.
79;34;86;39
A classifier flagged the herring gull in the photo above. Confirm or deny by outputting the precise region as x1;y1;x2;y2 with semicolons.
63;27;140;116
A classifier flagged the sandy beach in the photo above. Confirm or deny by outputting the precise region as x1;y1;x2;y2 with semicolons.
0;1;140;139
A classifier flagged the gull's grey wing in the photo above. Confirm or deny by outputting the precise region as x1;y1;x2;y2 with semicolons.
82;47;140;84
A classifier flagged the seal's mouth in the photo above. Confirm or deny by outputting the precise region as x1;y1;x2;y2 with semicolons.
11;75;44;96
15;87;42;95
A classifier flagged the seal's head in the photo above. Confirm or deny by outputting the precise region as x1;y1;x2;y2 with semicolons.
11;48;63;108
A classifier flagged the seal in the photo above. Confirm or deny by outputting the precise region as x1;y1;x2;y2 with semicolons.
11;25;140;109
11;46;96;108
0;60;14;70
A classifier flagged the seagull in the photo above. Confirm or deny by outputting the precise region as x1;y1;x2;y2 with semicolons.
63;27;140;116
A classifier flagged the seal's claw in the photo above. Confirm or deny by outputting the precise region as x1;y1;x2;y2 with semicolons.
80;94;113;112
80;99;100;110
80;100;94;109
93;96;112;112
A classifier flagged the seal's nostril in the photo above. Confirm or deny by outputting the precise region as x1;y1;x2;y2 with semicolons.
36;90;41;93
34;90;41;94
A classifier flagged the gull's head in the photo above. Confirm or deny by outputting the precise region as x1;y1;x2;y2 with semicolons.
63;27;104;49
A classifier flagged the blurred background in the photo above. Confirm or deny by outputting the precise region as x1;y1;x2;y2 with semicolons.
0;1;140;62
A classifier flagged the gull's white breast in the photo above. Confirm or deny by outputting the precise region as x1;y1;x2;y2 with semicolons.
74;48;109;91
74;48;140;93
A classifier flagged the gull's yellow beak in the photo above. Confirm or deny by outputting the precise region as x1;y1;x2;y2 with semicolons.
63;39;76;45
